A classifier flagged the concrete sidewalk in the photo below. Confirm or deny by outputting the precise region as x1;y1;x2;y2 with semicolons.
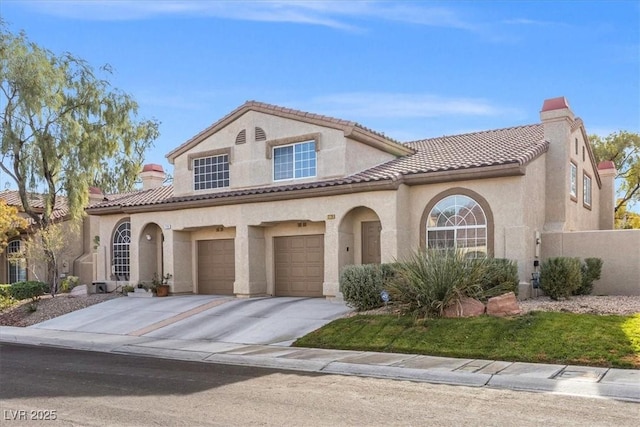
1;325;638;403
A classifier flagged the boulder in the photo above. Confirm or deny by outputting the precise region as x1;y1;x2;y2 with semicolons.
443;297;485;318
69;284;88;298
486;292;521;317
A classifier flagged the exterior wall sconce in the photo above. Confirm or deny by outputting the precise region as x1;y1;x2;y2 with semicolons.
145;234;152;241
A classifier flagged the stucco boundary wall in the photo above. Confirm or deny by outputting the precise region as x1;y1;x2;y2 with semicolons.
541;230;640;296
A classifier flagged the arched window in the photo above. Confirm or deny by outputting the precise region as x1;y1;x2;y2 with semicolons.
426;194;488;258
7;239;26;283
112;221;131;280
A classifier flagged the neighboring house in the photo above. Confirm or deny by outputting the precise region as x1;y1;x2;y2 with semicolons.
83;96;638;297
0;191;84;285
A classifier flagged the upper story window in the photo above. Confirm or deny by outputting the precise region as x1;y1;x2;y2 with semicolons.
194;154;230;190
570;162;578;200
7;239;26;284
273;141;316;181
583;173;592;208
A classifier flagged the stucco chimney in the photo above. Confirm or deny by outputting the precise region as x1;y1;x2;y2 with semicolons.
88;187;105;205
139;164;166;190
597;161;617;230
541;96;575;231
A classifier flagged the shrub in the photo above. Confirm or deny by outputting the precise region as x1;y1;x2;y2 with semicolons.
388;249;488;318
8;281;48;302
0;284;11;298
122;284;135;295
476;258;519;300
340;263;396;311
575;258;603;296
59;276;80;293
540;257;581;300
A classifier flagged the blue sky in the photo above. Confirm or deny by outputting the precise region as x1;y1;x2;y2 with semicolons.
2;0;639;182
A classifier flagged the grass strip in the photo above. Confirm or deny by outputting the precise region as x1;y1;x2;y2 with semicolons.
293;311;640;368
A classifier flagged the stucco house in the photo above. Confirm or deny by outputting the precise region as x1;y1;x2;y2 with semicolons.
5;97;636;295
79;96;638;298
0;191;83;285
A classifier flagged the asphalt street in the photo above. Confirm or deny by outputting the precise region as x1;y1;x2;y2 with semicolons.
1;343;638;427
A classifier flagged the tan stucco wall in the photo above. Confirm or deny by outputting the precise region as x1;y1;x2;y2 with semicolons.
171;111;396;196
541;230;640;296
407;175;536;281
542;106;601;232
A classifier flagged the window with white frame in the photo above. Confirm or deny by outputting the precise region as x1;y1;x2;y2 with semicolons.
426;195;487;258
583;173;592;207
570;162;578;199
112;221;131;281
193;154;230;190
7;239;26;284
273;141;316;181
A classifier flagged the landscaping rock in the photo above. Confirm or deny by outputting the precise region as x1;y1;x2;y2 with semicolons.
487;292;521;317
443;297;485;318
69;284;88;298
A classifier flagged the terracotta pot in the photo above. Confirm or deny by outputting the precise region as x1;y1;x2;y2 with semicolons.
156;284;170;297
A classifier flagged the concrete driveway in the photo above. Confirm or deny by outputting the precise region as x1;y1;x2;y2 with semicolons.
31;295;353;346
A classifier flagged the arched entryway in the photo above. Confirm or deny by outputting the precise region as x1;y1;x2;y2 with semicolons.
338;206;382;272
138;223;163;284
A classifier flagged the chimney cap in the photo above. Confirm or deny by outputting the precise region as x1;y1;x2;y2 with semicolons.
142;163;164;173
597;160;616;170
541;97;570;112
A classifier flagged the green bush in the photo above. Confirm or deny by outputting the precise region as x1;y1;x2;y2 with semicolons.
8;281;48;302
340;263;396;311
389;249;488;318
0;284;11;298
122;284;135;295
540;257;582;300
575;258;603;296
476;258;519;300
59;276;80;293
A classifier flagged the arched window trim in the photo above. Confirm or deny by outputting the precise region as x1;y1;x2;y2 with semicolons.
420;188;494;257
112;219;131;281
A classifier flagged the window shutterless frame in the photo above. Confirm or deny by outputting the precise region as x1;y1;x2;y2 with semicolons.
273;140;316;181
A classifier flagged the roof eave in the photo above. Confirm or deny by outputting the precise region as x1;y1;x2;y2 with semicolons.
402;162;527;186
87;179;401;215
346;127;414;156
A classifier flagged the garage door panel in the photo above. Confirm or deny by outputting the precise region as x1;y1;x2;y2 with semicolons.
198;239;235;295
274;235;324;297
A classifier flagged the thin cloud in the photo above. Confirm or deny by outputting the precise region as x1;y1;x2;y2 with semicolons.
304;93;518;119
14;1;477;31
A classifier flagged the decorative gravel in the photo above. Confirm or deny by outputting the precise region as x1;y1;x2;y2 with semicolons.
0;293;122;327
518;295;640;315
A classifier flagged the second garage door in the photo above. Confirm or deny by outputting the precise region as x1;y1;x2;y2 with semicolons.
274;235;324;297
198;239;235;295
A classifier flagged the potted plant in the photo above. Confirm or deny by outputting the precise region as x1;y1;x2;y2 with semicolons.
152;273;172;297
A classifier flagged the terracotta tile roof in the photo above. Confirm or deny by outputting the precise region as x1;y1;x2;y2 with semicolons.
0;190;70;221
349;123;548;180
87;123;548;212
92;186;174;209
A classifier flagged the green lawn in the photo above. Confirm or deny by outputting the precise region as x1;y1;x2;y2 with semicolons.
293;311;640;369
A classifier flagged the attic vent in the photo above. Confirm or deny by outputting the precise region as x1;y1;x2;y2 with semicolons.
235;129;247;145
255;127;266;141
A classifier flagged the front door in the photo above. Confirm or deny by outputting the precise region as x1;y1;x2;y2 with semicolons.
362;221;381;264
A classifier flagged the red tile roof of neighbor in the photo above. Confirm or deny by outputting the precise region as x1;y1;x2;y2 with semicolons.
0;190;70;221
